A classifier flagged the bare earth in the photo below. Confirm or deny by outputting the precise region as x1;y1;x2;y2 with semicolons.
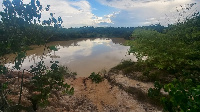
38;72;162;112
1;71;162;112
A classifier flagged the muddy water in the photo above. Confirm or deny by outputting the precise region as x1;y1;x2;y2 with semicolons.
4;38;137;77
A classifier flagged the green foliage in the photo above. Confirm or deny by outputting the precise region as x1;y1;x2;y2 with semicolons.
89;72;103;83
127;10;200;111
148;81;163;98
45;26;134;42
29;61;74;109
0;65;8;74
57;66;77;78
128;18;200;74
14;52;26;70
161;79;200;112
114;60;135;70
0;0;45;56
136;24;166;33
49;45;58;51
113;60;145;74
0;0;64;57
0;82;9;111
0;0;72;111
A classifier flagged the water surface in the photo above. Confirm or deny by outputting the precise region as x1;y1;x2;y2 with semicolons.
5;38;136;77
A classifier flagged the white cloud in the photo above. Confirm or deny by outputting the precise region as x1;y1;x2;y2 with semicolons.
92;12;119;24
98;0;194;10
1;0;200;27
98;0;200;26
35;0;97;27
0;0;116;28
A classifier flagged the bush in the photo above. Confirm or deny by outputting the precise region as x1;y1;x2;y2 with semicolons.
89;72;103;83
127;10;200;111
29;61;74;110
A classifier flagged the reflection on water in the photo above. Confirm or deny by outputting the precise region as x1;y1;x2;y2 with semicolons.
4;38;137;77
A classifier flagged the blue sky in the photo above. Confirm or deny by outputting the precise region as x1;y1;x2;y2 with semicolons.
1;0;200;28
89;0;118;17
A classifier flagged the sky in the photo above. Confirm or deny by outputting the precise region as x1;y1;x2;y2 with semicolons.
1;0;200;28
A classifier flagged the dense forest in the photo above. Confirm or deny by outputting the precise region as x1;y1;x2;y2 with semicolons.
0;0;200;111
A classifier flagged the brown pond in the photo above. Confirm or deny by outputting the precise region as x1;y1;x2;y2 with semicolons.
4;38;136;77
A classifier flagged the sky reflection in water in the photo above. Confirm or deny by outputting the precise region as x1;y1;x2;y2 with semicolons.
5;38;136;77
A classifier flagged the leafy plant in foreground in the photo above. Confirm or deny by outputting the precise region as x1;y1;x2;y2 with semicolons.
0;82;9;111
29;61;74;110
161;79;200;112
0;0;71;111
89;72;103;83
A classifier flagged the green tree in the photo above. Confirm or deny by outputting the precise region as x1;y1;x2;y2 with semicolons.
0;0;72;111
127;11;200;111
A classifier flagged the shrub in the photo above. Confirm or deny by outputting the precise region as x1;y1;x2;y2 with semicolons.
89;72;103;83
29;61;74;110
